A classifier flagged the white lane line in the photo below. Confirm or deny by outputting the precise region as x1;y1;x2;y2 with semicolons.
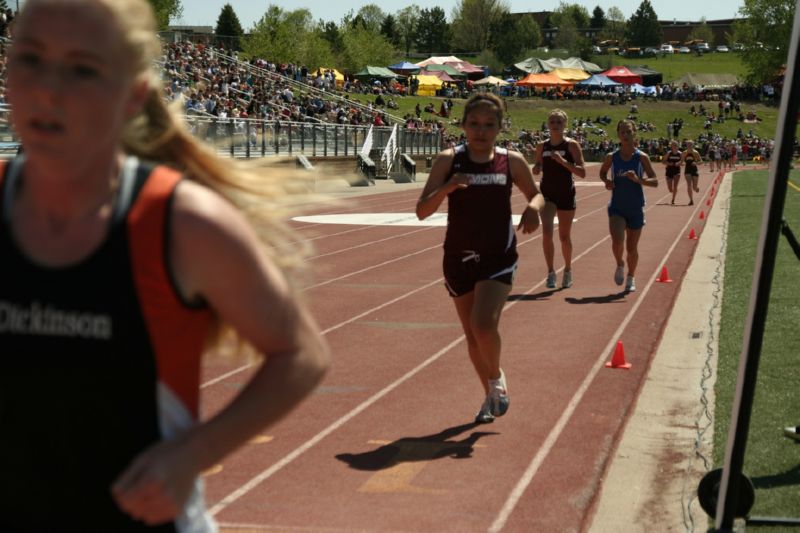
204;190;669;510
310;226;436;260
206;203;615;514
208;335;467;516
201;202;611;389
488;192;694;533
303;244;442;290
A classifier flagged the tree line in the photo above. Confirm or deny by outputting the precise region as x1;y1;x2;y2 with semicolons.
149;0;794;86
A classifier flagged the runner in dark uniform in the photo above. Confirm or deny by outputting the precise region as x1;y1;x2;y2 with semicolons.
417;93;544;423
1;1;329;528
663;140;682;205
682;140;703;205
598;120;659;293
532;109;586;288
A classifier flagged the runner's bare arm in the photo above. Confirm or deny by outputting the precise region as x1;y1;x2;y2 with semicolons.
416;149;463;220
531;143;544;175
567;139;586;179
510;150;543;234
638;153;659;187
112;181;330;523
599;153;614;190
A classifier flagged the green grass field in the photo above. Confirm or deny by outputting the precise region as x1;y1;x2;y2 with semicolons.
592;51;749;80
347;50;786;158
348;93;782;161
713;170;800;527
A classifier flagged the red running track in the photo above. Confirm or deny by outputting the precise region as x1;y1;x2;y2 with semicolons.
199;164;726;532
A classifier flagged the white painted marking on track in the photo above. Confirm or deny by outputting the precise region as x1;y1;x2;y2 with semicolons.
201;196;609;390
208;335;468;516
293;212;452;226
202;189;651;516
488;191;696;532
201;202;606;388
206;203;615;514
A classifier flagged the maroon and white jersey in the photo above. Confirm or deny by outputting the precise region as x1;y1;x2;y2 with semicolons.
444;145;515;254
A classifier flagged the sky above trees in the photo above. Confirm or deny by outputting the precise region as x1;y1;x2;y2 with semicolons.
173;0;742;29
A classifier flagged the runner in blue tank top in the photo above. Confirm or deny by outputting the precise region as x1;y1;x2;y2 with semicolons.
599;120;658;293
417;93;544;424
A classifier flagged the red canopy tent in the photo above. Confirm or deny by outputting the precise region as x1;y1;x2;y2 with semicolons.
430;70;457;82
445;60;485;77
600;66;642;85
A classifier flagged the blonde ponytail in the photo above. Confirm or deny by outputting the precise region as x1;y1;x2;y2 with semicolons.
105;0;321;356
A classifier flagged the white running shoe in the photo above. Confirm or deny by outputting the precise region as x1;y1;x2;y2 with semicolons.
562;270;573;288
784;426;800;441
625;275;636;292
546;271;557;289
614;265;625;286
488;369;509;417
475;397;495;424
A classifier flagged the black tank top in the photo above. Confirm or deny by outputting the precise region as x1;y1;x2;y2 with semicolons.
444;145;515;254
685;153;698;173
666;151;682;176
0;158;213;531
540;139;575;198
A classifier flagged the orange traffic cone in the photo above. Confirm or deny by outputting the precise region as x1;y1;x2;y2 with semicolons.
699;211;705;220
711;187;716;195
656;265;673;283
688;228;698;240
706;199;712;206
605;341;632;369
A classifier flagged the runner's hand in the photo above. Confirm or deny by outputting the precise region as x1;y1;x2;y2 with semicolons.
112;436;200;525
517;206;540;234
551;151;566;166
447;173;470;192
624;170;639;183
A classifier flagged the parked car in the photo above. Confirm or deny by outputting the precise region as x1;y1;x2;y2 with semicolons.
716;45;730;53
591;45;602;55
660;44;675;54
643;47;659;57
732;43;744;51
678;46;691;54
696;42;710;52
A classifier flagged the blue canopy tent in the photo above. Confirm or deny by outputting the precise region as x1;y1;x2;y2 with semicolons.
388;61;422;75
575;74;621;88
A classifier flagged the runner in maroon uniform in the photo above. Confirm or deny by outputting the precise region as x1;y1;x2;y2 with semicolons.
417;93;544;423
663;140;683;205
0;1;329;529
531;109;586;288
682;140;703;205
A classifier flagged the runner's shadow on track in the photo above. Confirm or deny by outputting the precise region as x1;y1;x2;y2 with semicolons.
335;423;499;471
564;293;628;304
508;289;559;301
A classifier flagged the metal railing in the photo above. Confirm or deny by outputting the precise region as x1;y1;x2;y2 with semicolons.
0;105;442;159
184;114;442;159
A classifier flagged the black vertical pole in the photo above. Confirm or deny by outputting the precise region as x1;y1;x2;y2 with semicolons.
714;2;800;529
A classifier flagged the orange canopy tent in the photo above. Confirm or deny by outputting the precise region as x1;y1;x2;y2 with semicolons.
515;72;574;88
